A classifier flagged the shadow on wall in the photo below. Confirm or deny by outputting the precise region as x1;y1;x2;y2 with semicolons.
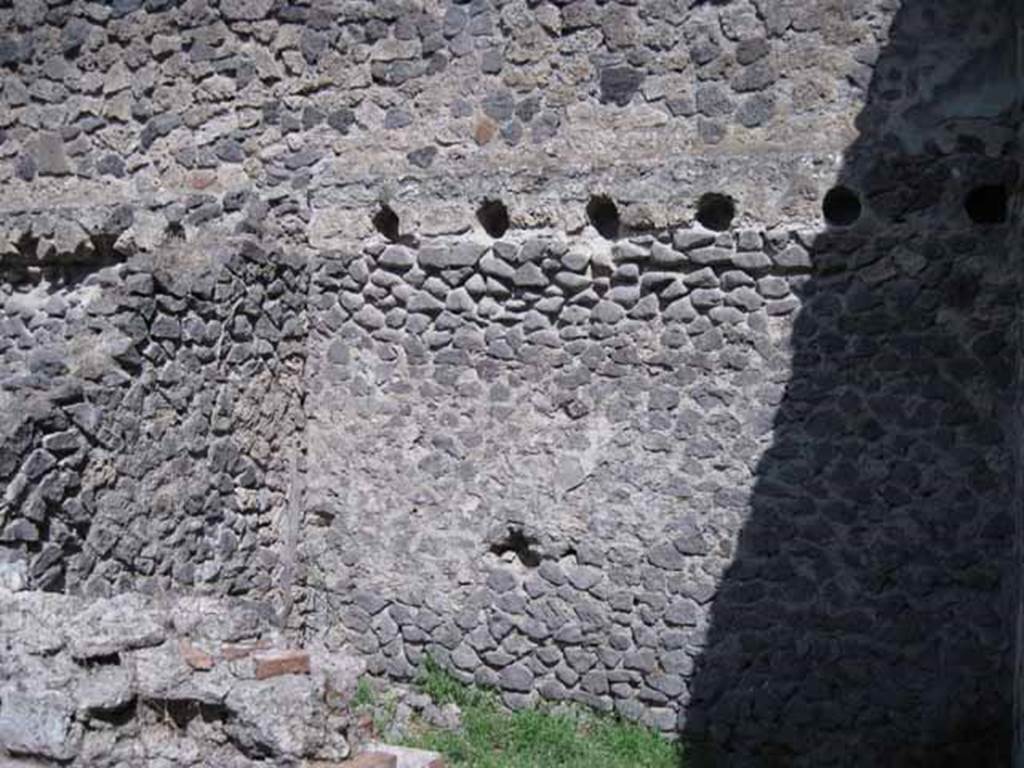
680;2;1018;766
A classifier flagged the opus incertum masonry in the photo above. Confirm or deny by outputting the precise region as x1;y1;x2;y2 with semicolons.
0;1;1020;766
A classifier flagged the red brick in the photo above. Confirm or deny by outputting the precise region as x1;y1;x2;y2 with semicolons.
179;638;214;671
188;172;217;190
221;639;270;661
253;649;310;679
473;117;497;145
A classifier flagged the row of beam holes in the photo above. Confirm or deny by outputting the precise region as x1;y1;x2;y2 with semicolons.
371;184;1007;242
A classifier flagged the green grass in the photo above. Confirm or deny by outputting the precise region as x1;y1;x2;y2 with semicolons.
402;659;684;768
351;676;377;710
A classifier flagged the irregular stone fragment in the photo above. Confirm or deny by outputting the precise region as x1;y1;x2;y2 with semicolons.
379;244;416;270
221;0;274;20
31;132;70;176
599;66;644;106
499;663;534;692
774;243;812;269
512;262;546;287
673;231;716;252
76;667;133;713
591;300;624;325
68;594;166;659
0;689;78;761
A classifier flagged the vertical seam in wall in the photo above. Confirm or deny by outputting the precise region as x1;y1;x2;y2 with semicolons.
278;246;311;631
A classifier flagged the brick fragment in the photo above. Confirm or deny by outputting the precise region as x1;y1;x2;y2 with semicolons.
221;639;270;661
253;649;310;679
179;638;214;671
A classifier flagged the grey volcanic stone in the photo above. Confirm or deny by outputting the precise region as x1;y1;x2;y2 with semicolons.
221;0;274;20
599;66;644;106
664;600;698;626
591;301;625;325
32;133;70;176
499;663;534;692
379;245;416;270
512;262;546;287
0;689;77;761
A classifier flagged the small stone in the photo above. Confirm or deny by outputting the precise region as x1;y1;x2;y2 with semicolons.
591;300;625;325
446;287;475;313
664;600;698;626
663;298;697;322
623;650;657;674
0;689;76;761
408;292;445;315
76;666;133;713
408;146;438;168
479;252;515;281
379;245;416;270
567;565;602;591
385;108;414;129
696;83;733;117
690;288;723;308
757;276;789;298
726;287;764;311
648;543;686;571
690;246;734;266
512;262;547;288
487;569;517;593
672;230;715;252
737;93;776;128
499;663;534;692
32;133;70;176
766;296;800;315
600;66;644;106
737;37;770;65
15;153;36;181
140;113;182;149
96;153;126;178
354;305;386;329
650;243;686;266
328;108;356;133
220;0;274;20
732;251;772;269
1;519;38;542
481;47;504;74
481;91;515;122
774;244;812;269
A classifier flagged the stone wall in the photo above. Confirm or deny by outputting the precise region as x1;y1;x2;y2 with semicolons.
0;0;1020;766
302;169;1017;767
0;220;308;601
0;588;363;766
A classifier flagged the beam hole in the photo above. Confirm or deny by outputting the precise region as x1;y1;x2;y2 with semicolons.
965;184;1007;225
587;195;620;240
696;193;736;231
822;186;863;226
372;204;401;241
477;199;510;238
